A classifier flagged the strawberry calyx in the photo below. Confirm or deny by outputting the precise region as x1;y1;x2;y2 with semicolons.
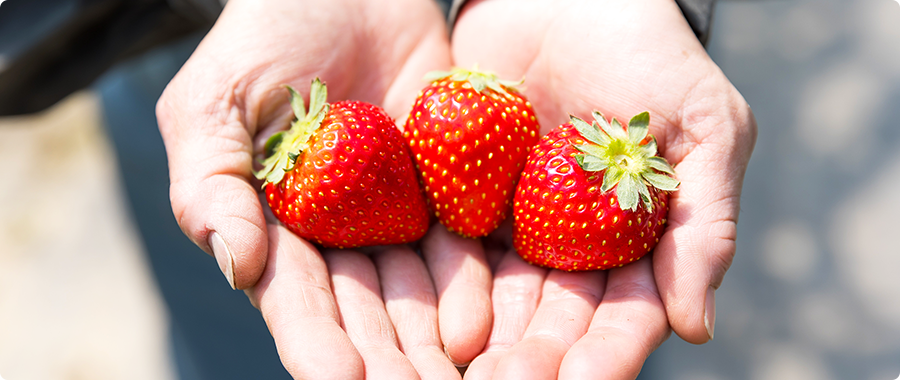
255;78;330;186
423;65;523;96
572;111;679;212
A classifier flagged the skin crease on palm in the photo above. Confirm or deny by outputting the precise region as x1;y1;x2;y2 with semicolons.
450;0;757;379
156;0;757;378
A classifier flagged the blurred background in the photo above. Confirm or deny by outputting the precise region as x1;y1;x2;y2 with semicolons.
1;0;899;379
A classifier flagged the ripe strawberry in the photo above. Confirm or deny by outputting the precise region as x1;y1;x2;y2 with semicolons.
256;78;429;248
512;111;679;271
404;67;541;238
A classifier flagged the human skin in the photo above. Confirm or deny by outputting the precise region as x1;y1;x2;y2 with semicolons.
446;0;758;378
156;0;484;378
157;0;757;377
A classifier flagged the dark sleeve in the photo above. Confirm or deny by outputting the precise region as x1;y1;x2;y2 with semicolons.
446;0;465;30
0;0;221;116
446;0;717;46
674;0;716;46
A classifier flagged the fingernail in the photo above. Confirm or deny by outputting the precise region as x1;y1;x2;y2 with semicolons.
209;232;236;290
704;286;716;341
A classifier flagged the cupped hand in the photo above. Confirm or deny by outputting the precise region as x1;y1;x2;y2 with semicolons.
448;0;758;377
156;0;473;377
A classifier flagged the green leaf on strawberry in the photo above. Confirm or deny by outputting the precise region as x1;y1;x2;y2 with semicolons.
422;66;524;97
572;112;678;212
255;78;330;186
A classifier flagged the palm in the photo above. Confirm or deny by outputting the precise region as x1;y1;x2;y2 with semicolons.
450;0;756;377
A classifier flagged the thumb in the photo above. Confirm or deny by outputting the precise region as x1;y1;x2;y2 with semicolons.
156;71;268;290
654;85;757;344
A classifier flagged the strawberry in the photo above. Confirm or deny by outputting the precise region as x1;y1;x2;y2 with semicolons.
404;67;541;238
512;111;679;271
255;78;430;248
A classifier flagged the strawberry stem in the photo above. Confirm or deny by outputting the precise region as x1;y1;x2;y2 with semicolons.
572;112;679;212
254;78;330;186
423;66;523;96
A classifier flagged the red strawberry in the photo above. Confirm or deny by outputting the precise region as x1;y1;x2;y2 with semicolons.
256;78;429;248
512;111;679;271
404;67;541;238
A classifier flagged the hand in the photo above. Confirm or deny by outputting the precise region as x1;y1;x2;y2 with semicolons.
457;225;670;380
448;0;758;377
245;226;460;379
156;0;465;377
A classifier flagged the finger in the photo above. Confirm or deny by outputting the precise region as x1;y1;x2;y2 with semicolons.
157;72;267;290
654;83;757;344
245;225;363;380
464;250;546;380
373;246;461;380
421;224;493;365
325;250;421;380
492;270;606;380
559;257;670;380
